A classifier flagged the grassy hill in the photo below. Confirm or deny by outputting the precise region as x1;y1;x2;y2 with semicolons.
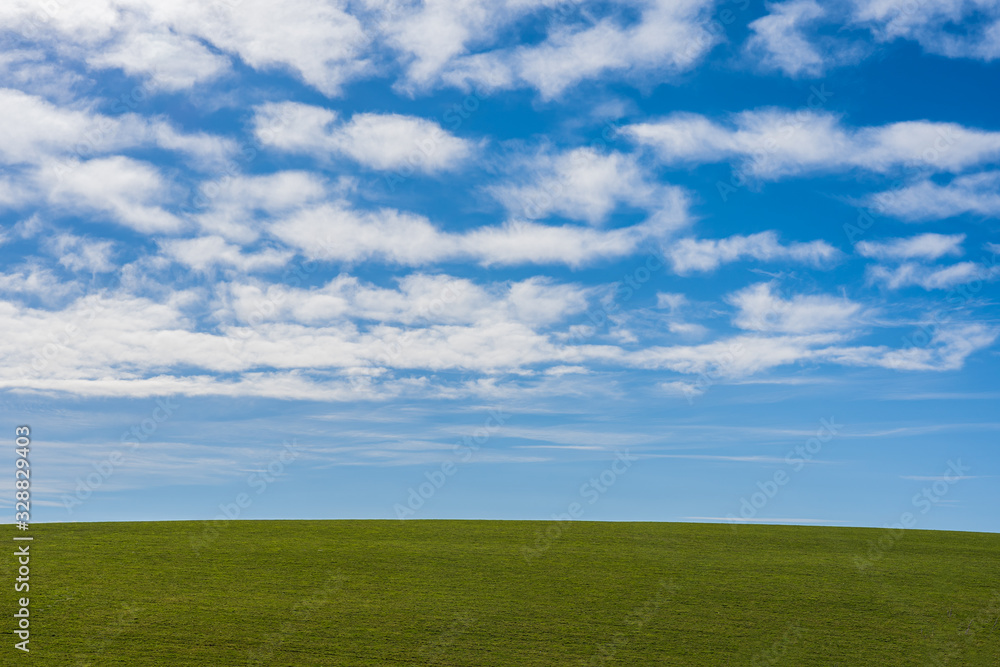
3;520;999;665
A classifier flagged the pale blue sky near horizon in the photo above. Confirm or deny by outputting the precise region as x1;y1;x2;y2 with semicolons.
0;0;998;533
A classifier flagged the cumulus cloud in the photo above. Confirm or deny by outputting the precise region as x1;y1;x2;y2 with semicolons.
0;265;81;304
160;236;292;273
87;29;231;91
221;273;592;329
0;88;236;171
0;49;85;102
192;171;330;243
382;0;720;98
857;234;965;261
829;323;998;372
269;202;668;267
850;0;1000;61
0;0;370;96
666;231;841;274
1;280;992;400
858;233;996;290
869;172;1000;220
253;102;473;172
3;0;997;102
745;0;839;76
624;110;1000;178
488;147;689;227
743;0;1000;78
866;261;988;290
46;156;183;234
46;234;117;273
656;292;687;311
0;88;128;165
0;0;995;410
727;282;863;333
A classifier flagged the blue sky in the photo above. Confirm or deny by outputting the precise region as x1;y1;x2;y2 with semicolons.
1;0;998;533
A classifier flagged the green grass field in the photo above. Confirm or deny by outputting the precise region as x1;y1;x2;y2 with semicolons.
3;520;999;665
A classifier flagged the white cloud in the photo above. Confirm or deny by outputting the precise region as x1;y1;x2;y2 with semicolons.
830;323;998;371
332;113;473;171
745;0;869;77
0;175;32;210
0;88;236;171
745;0;829;76
727;282;863;334
462;219;652;267
160;0;370;96
0;265;81;304
46;234;117;273
866;261;987;290
252;102;338;152
0;49;85;102
869;172;1000;220
642;323;995;376
375;0;511;89
651;292;707;338
1;0;370;96
193;171;330;243
489;147;688;227
631;332;848;377
149;122;238;170
0;88;118;165
45;156;183;234
88;29;231;90
659;380;705;398
222;273;591;329
624;110;1000;178
740;0;1000;78
851;0;1000;61
253;102;473;172
4;0;997;103
667;322;709;337
667;231;841;274
0;277;992;400
12;214;44;239
656;292;687;311
160;236;292;273
270;203;460;265
269;202;666;267
500;0;721;99
856;233;965;261
382;0;720;98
